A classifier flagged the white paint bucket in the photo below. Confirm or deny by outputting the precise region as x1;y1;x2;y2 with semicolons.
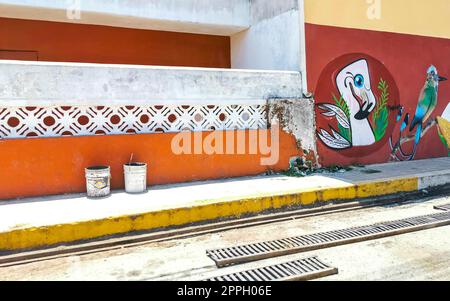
85;166;111;198
124;163;147;194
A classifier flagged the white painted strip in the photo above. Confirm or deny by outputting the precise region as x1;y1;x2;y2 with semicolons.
418;170;450;190
0;60;302;74
0;99;268;107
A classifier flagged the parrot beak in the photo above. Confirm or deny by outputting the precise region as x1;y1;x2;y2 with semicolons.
438;76;447;82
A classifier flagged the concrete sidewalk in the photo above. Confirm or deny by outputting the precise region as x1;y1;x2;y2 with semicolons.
0;157;449;251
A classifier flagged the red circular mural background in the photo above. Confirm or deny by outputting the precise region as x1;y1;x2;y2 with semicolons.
315;53;400;158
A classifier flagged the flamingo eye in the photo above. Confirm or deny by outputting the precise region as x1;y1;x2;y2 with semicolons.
354;74;364;88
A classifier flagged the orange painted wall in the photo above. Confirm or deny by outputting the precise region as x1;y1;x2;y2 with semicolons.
0;17;231;68
0;130;299;200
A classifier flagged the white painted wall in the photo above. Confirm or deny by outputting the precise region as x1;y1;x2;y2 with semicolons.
231;0;307;91
231;9;301;71
0;0;250;35
250;0;299;24
443;103;450;121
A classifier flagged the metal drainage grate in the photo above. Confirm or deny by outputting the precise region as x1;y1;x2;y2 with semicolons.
204;256;337;281
434;204;450;211
207;211;450;267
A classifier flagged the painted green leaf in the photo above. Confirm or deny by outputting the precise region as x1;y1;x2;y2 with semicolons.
373;78;389;142
333;93;352;143
338;123;351;142
333;94;350;119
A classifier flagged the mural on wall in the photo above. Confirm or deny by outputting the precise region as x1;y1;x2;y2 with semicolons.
435;103;450;157
389;66;448;161
437;116;450;156
315;54;399;158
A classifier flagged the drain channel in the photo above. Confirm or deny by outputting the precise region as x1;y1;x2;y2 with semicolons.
204;256;337;281
207;211;450;267
434;204;450;211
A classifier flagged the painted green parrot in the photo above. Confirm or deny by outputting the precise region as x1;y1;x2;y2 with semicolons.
407;65;447;159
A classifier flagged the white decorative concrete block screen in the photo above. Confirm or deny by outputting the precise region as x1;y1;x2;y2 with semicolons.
0;61;302;139
0;104;267;139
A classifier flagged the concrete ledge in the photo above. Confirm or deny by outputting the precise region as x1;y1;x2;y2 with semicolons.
0;0;250;35
0;60;303;107
0;157;449;251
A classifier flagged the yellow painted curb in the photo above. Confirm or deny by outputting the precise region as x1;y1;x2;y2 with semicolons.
0;177;418;251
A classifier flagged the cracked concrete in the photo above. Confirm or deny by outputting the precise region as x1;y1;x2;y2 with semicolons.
267;98;317;163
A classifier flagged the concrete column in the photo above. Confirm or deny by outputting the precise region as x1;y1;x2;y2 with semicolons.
267;97;318;162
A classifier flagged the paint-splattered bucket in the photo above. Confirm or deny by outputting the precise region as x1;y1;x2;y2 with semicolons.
85;166;111;198
124;163;147;194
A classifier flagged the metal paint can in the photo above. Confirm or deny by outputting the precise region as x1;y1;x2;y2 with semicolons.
124;162;147;194
85;166;111;198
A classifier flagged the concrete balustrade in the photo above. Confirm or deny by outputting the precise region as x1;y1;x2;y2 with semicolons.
0;60;303;107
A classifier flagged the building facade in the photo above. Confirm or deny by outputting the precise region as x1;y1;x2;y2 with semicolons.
0;0;449;200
